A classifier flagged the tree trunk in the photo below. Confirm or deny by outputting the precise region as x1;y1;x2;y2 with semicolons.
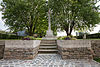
64;21;75;36
66;31;71;36
33;20;37;34
29;31;33;36
64;27;71;36
28;24;33;36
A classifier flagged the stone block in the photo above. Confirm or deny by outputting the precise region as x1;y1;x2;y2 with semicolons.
57;40;93;59
91;40;100;58
4;40;41;60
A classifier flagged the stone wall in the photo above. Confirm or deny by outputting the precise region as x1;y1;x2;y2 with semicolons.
0;41;5;59
0;40;99;60
4;40;41;60
57;40;93;59
91;40;100;58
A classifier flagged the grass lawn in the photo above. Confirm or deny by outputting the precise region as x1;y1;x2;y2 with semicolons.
94;58;100;63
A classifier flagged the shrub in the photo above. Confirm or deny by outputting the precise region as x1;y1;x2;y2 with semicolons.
35;38;42;40
87;33;100;39
71;38;77;40
64;36;71;40
77;33;100;39
0;33;22;39
23;38;31;40
23;36;34;40
58;36;77;40
23;36;42;40
58;36;67;40
94;58;100;63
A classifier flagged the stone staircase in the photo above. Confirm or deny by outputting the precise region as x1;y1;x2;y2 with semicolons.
38;40;58;54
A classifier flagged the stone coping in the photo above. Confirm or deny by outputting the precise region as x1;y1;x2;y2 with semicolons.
5;40;41;48
57;40;91;48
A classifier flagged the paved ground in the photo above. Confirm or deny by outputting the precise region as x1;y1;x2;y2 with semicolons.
0;54;100;67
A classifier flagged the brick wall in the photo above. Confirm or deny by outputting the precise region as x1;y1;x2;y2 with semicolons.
57;40;93;59
91;40;100;58
0;40;99;60
4;40;41;60
4;47;39;60
0;41;5;59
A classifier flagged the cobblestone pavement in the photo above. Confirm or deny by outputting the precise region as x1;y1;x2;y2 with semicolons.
0;54;100;67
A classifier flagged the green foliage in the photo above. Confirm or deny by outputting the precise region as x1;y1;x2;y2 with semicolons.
71;38;77;40
1;0;48;36
23;36;34;40
77;33;100;39
58;36;68;40
1;0;100;37
87;33;100;39
23;36;42;40
94;58;100;63
58;36;77;40
0;30;7;34
0;33;22;39
49;0;100;36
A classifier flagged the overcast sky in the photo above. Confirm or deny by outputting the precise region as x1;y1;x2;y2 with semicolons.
0;0;100;36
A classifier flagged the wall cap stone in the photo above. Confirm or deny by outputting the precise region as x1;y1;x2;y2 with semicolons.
5;40;41;48
57;40;91;48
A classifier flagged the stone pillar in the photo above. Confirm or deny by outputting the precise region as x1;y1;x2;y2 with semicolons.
44;9;56;39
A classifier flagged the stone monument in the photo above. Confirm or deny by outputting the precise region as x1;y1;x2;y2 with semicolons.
43;9;56;39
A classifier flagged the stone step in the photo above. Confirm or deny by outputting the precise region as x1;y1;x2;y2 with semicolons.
41;42;56;44
41;40;56;42
38;52;58;54
39;48;57;50
40;44;57;46
39;40;57;54
40;46;57;48
38;49;58;54
41;40;56;43
39;49;58;51
39;47;57;50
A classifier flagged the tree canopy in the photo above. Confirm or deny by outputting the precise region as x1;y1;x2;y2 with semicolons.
49;0;100;36
1;0;48;36
0;0;100;37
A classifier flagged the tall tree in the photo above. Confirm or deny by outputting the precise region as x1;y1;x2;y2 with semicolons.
1;0;48;36
49;0;100;36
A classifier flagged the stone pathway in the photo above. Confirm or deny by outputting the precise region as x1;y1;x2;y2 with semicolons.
0;54;100;67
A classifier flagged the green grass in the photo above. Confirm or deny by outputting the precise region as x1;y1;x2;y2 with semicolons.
94;58;100;63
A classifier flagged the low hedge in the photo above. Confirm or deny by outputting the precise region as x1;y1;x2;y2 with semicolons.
58;36;77;40
0;33;23;39
77;33;100;39
23;36;42;40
